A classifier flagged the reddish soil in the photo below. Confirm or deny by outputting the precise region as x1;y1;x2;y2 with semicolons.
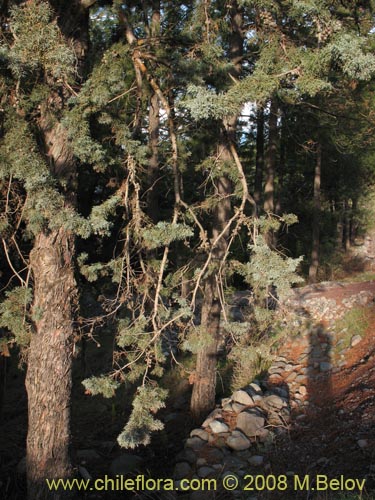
267;281;375;499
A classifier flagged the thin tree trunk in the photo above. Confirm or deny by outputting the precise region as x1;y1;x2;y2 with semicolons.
343;199;351;251
264;98;278;247
190;0;243;421
275;108;286;216
147;91;160;221
254;106;264;208
146;1;161;222
309;142;322;283
350;198;358;244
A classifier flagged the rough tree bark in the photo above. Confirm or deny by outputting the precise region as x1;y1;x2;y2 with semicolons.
147;0;161;222
190;0;243;421
254;106;264;208
26;230;77;499
275;107;286;216
308;142;322;283
263;97;278;247
24;2;89;499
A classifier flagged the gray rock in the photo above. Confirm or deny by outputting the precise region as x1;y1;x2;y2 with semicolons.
221;397;232;406
223;403;233;412
197;458;207;466
232;390;254;406
256;428;271;442
268;366;283;375
351;335;362;347
286;372;297;382
267;411;284;426
279;408;291;424
262;395;286;410
78;466;92;480
320;362;332;372
232;402;247;414
209;420;229;434
190;428;209;441
357;439;368;449
248;455;264;466
175;448;196;464
298;385;307;396
205;447;225;462
268;386;289;399
236;410;265;437
226;430;251;451
224;455;249;467
197;466;215;478
185;436;207;450
109;454;142;476
248;382;262;395
174;462;192;480
202;409;222;427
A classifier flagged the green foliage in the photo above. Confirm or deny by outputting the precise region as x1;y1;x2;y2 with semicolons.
82;375;120;398
235;235;304;301
0;287;33;346
229;341;274;391
89;194;122;236
6;1;74;79
117;384;168;449
0;116;91;237
329;34;375;81
181;325;214;354
142;222;194;250
117;316;149;349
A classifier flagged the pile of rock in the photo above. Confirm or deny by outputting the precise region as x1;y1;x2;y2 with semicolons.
174;383;289;483
284;283;374;327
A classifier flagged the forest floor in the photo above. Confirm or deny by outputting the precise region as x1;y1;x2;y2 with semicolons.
0;277;375;499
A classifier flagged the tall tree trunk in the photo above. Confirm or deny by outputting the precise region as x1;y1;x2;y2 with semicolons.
254;105;264;208
190;0;243;421
24;3;89;498
309;142;322;283
147;91;160;222
343;199;351;251
146;1;161;222
264;98;278;247
190;164;232;420
275;108;286;216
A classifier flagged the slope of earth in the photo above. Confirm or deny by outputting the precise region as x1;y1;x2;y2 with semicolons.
263;280;375;499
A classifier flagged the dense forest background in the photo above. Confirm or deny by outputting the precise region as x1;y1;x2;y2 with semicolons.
1;1;375;499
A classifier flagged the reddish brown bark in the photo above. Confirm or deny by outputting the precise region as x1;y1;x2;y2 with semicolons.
26;229;77;500
190;0;243;421
309;142;322;283
23;2;89;498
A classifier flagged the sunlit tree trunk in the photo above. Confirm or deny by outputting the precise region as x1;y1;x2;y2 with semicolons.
254;106;264;208
309;142;322;283
264;98;278;247
191;0;243;421
147;1;161;222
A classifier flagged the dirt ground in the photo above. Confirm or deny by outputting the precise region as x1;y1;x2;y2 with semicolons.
265;281;375;499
